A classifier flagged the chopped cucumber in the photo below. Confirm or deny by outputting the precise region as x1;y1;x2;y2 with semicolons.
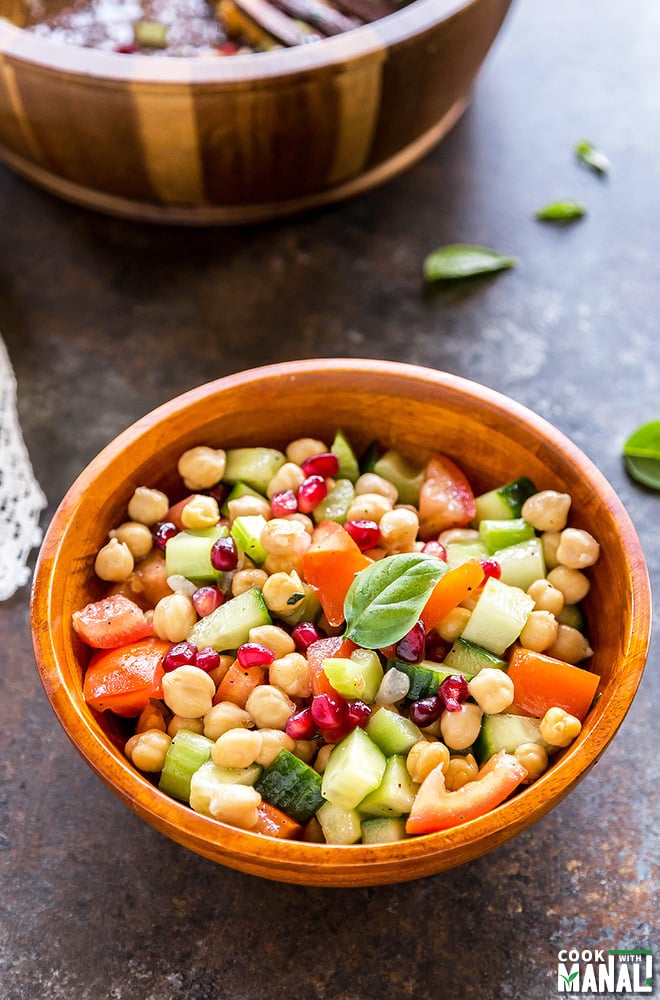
221;481;266;516
445;539;488;569
189;760;262;816
331;429;360;483
443;637;507;675
255;749;324;823
358;755;419;818
312;478;355;524
473;477;538;523
321;727;387;811
230;514;268;565
316;800;362;844
189;586;271;652
460;576;534;656
165;524;228;581
372;449;425;506
365;706;423;756
361;816;408;844
158;729;214;802
474;713;554;764
387;658;474;698
322;649;383;703
223;447;286;494
494;537;546;591
479;517;535;554
359;439;381;473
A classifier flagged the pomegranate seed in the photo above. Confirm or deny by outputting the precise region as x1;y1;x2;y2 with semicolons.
343;519;380;551
211;535;238;571
153;521;179;550
425;631;449;663
346;700;372;728
301;452;340;478
192;586;224;617
395;621;426;664
115;42;138;53
270;489;298;517
195;646;220;672
422;540;448;561
285;706;317;740
218;40;239;54
291;621;321;652
409;695;443;727
311;693;348;730
237;642;275;668
479;558;502;583
439;674;469;712
163;641;198;672
297;475;328;514
205;484;229;506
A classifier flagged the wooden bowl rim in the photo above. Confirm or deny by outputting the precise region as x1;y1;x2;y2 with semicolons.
0;0;490;83
31;359;652;884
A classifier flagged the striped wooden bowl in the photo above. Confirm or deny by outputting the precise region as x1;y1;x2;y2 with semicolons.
0;0;513;223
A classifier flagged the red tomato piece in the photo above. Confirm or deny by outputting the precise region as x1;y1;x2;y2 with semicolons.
72;593;153;649
418;454;476;541
83;638;170;717
306;635;357;696
406;750;527;835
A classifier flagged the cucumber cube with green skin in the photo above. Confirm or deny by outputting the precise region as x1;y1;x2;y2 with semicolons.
316;800;362;844
312;479;355;524
365;707;423;756
331;429;361;484
479;517;535;555
189;760;263;816
255;749;324;822
474;713;555;765
358;755;419;817
372;449;425;506
231;514;268;565
189;586;271;652
165;524;229;581
445;539;488;569
361;816;408;844
460;576;534;656
443;637;507;675
473;477;538;524
323;649;383;703
386;658;474;698
493;537;546;591
223;447;286;494
321;727;387;811
159;730;214;803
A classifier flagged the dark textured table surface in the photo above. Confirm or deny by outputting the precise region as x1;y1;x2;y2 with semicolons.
1;1;658;997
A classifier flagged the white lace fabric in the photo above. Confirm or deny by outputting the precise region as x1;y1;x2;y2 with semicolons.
0;337;47;600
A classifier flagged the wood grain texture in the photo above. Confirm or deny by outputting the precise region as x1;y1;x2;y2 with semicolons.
0;0;513;221
30;360;651;886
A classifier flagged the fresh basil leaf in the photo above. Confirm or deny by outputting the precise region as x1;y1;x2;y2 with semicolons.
344;553;448;649
575;139;611;174
423;244;516;282
623;421;660;489
535;200;586;221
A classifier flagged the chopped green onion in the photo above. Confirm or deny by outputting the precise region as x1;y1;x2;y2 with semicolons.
575;139;611;174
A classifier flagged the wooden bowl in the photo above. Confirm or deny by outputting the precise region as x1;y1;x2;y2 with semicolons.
31;360;651;885
0;0;512;223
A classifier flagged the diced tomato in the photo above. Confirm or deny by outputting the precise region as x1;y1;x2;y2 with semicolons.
83;638;170;717
254;802;303;840
306;635;357;696
418;454;476;541
406;750;527;835
127;549;173;608
507;647;599;721
213;662;267;707
302;520;371;626
72;593;153;649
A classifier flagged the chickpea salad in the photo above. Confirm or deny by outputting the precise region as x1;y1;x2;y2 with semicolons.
73;430;601;843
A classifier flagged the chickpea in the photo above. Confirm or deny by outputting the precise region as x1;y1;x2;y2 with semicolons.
167;715;205;737
266;462;305;498
125;730;171;772
135;702;167;734
435;607;471;643
444;753;479;792
152;592;197;642
208;784;261;830
539;706;582;748
541;531;562;570
285;513;314;535
127;486;170;526
527;578;565;616
108;521;153;560
260;518;311;557
231;568;268;597
467;668;515;714
262;571;305;615
94;538;134;582
212;728;263;769
355;472;398;505
245;684;295;730
514;742;549;784
162;664;216;718
313;744;333;774
180;494;220;530
438;528;480;546
255;729;296;767
406;740;450;784
379;508;420;554
440;703;483;751
556;528;600;570
292;740;317;764
546;624;593;664
519;610;559;653
227;495;272;522
177;446;226;491
285;437;328;465
248;624;295;659
520;490;571;532
203;702;253;741
263;552;304;576
166;574;197;597
269;652;312;698
345;492;393;524
546;565;590;604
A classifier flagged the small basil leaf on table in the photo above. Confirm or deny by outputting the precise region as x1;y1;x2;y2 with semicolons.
344;552;448;649
423;244;516;282
575;139;611;174
535;200;586;221
623;420;660;489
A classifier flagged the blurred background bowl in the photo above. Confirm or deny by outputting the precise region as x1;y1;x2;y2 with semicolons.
0;0;513;223
30;359;651;885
